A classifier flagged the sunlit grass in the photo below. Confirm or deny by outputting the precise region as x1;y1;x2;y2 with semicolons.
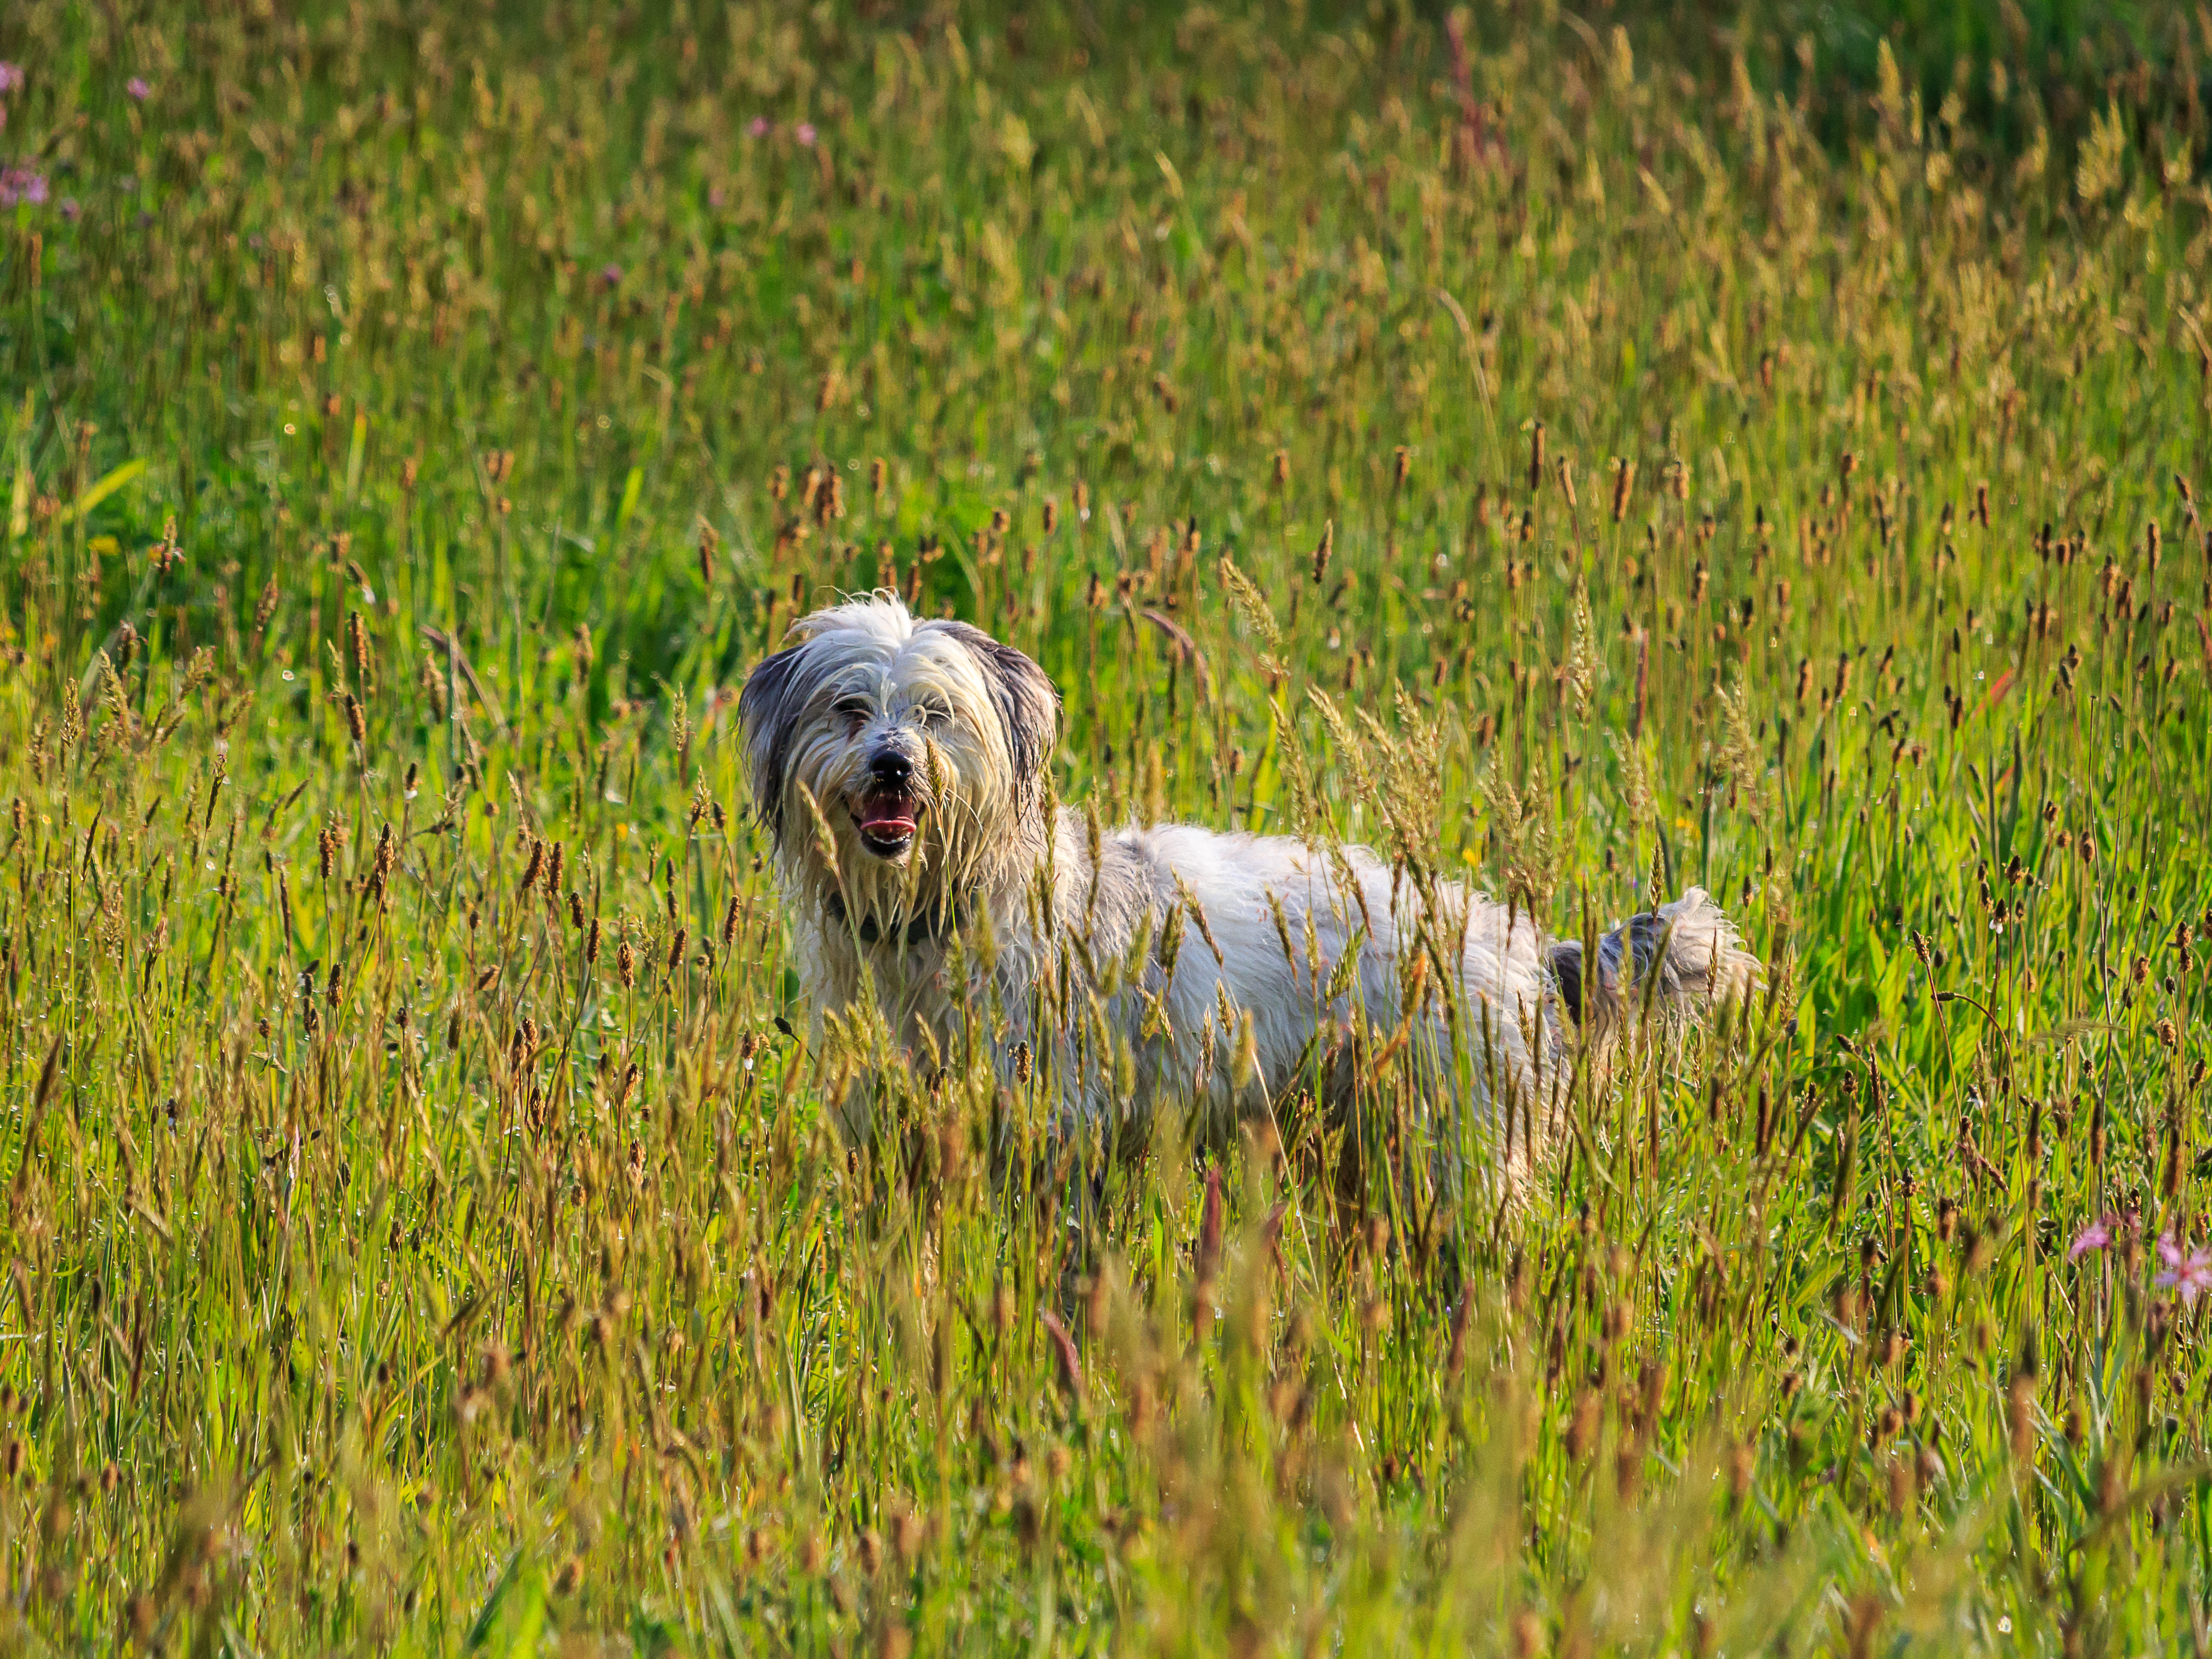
0;1;2209;1652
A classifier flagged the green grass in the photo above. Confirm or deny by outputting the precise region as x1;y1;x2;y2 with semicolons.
1667;0;2205;157
1;0;2211;1651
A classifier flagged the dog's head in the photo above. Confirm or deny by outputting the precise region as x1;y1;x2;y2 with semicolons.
738;593;1058;924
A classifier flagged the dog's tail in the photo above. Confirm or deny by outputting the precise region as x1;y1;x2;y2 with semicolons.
1547;888;1759;1041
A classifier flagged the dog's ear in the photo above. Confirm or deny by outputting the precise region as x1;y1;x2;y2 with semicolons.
942;624;1059;805
737;637;813;838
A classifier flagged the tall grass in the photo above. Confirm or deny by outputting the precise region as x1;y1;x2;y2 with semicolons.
0;0;2209;1651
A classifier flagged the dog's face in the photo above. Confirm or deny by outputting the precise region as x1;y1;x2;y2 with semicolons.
738;595;1058;921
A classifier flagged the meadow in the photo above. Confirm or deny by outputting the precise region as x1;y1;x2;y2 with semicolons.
2;0;2211;1651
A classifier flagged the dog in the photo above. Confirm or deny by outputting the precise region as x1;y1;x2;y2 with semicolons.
738;593;1756;1169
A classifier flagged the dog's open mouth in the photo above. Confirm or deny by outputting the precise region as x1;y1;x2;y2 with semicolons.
854;789;922;857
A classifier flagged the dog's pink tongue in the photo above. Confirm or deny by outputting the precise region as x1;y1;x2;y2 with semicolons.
861;801;917;837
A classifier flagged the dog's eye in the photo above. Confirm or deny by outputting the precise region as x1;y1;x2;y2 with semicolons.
914;700;953;727
833;695;872;722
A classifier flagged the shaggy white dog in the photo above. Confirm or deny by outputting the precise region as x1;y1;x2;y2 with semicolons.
739;593;1756;1164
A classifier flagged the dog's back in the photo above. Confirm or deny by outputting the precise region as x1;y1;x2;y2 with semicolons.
1042;815;1752;1149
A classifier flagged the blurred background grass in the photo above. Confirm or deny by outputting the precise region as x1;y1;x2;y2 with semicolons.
1623;0;2199;136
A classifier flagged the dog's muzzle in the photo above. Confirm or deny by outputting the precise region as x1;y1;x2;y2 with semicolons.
854;750;922;857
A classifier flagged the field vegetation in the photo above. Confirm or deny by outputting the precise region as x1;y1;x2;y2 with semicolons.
1;0;2211;1651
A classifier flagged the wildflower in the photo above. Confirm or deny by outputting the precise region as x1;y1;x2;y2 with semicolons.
59;198;78;222
127;77;151;101
2068;1217;2114;1261
796;122;818;147
747;116;771;138
0;168;46;207
0;64;23;94
2154;1233;2212;1303
599;262;622;288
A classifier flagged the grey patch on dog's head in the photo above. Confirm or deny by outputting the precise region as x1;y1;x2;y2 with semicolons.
937;622;1059;811
737;633;819;841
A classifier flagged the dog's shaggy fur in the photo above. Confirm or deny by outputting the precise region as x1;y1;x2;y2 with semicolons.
739;594;1756;1162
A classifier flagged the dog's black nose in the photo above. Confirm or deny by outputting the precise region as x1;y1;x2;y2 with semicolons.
869;750;912;788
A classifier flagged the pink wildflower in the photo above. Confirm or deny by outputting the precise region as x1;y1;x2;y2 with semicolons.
2068;1218;2114;1262
2155;1233;2212;1304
